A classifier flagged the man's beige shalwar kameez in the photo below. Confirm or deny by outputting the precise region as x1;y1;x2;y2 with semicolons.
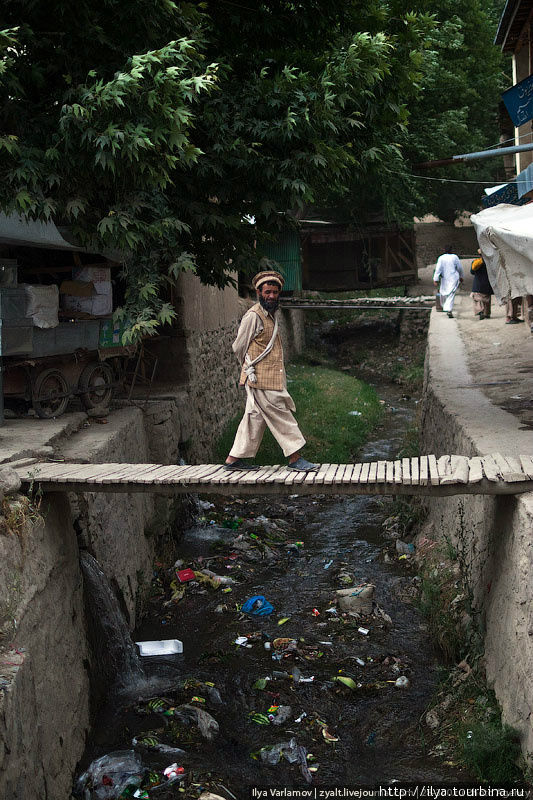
229;302;306;459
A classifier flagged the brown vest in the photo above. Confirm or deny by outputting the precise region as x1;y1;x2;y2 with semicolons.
239;303;285;390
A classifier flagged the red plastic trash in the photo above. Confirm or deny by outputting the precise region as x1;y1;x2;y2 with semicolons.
177;568;196;583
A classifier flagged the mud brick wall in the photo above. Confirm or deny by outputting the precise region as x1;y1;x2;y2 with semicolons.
415;221;478;270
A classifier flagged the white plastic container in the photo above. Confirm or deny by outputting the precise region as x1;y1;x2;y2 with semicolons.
135;639;183;656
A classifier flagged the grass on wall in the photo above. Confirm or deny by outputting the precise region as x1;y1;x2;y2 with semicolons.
215;363;382;465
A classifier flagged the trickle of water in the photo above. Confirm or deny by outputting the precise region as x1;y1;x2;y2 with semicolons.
80;551;145;693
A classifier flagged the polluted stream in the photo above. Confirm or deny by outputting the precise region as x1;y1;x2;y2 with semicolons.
75;380;471;798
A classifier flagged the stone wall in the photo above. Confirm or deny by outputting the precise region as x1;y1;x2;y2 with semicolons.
420;310;533;758
0;494;89;800
415;220;478;271
0;402;183;800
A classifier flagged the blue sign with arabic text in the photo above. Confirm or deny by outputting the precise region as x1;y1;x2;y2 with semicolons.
502;73;533;127
481;182;529;209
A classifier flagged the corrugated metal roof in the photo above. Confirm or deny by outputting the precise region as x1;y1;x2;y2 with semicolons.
494;0;530;51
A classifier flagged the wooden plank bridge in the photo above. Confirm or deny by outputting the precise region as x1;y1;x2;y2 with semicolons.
280;296;434;310
12;454;533;497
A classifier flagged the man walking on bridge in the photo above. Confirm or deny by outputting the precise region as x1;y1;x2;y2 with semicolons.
224;270;319;472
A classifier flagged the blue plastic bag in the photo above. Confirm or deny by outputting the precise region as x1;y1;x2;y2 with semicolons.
242;595;274;616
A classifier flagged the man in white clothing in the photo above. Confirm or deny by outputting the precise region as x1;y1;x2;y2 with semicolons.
433;246;464;318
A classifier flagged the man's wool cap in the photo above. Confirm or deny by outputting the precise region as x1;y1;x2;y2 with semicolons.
252;270;285;290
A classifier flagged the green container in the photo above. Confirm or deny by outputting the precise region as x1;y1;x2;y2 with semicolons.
262;231;302;291
99;318;129;348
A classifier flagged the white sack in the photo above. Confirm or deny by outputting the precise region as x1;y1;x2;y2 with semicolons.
24;283;59;328
470;203;533;302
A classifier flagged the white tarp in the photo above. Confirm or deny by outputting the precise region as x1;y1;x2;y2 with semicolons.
470;203;533;302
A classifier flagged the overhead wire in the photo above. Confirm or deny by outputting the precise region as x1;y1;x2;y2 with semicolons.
388;170;528;187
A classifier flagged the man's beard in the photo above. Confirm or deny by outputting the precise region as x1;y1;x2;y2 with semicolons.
259;296;279;313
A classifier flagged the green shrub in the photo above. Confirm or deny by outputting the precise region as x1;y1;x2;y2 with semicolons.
459;721;522;784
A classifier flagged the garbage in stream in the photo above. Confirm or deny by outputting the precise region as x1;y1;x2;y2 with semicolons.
75;750;144;799
136;640;183;657
75;383;473;792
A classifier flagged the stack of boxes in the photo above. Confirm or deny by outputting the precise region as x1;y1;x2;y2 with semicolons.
62;264;112;316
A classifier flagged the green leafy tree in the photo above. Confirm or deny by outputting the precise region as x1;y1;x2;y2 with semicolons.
0;2;436;335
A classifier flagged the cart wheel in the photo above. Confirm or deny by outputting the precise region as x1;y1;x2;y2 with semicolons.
32;369;70;419
79;362;114;410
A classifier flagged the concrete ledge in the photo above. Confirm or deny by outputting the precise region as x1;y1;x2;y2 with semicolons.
421;308;533;758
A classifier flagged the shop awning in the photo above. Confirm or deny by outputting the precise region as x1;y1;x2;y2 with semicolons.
470;203;533;301
0;212;82;250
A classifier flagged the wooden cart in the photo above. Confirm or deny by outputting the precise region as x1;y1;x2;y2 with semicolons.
1;288;134;418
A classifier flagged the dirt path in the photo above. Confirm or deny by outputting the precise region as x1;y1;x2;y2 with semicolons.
414;264;533;430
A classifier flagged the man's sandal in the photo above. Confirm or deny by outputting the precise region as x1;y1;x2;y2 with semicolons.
223;459;260;471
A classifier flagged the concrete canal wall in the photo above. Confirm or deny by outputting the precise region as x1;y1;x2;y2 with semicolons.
420;309;533;759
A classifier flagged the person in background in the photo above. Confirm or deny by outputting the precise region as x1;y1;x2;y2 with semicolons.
470;249;493;320
525;295;533;334
504;296;523;325
433;246;464;318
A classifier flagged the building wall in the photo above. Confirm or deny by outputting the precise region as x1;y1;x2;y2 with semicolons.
415;220;478;271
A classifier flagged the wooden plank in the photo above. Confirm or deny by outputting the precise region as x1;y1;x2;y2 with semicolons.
92;464;151;485
261;466;290;483
468;457;484;484
385;460;394;484
359;462;370;483
158;464;202;483
377;461;386;483
410;457;419;486
213;464;257;485
441;455;469;485
310;463;330;485
183;464;226;484
334;464;347;483
192;465;229;484
428;454;439;486
394;460;402;484
195;465;229;483
368;462;378;483
238;464;272;484
437;455;451;480
255;465;282;483
85;464;139;485
7;457;39;470
323;464;340;485
44;463;107;483
402;457;411;486
128;464;173;484
502;455;528;482
349;463;363;483
179;464;216;483
492;453;526;482
272;467;295;483
342;464;355;484
419;455;428;486
284;469;307;485
519;455;533;480
22;461;96;481
481;454;500;482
